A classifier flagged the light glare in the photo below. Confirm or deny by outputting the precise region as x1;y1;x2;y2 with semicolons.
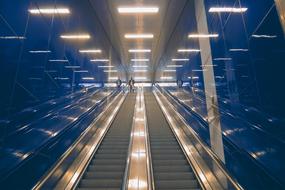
118;7;159;14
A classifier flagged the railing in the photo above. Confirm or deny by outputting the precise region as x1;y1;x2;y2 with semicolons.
157;85;284;189
33;90;126;190
0;88;119;189
154;86;243;190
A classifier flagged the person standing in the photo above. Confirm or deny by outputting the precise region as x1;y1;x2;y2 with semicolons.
116;78;122;89
128;77;135;92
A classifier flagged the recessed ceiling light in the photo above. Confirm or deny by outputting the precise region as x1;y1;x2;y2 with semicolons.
252;35;277;38
61;34;90;39
133;69;148;72
213;58;232;61
125;34;154;39
49;59;69;62
131;59;149;62
164;69;176;72
134;77;147;80
104;70;117;73
132;65;148;68
29;50;51;53
172;58;189;61
79;49;102;53
129;49;151;53
160;76;173;80
188;34;219;38
98;65;114;68
0;36;26;40
209;7;248;13
91;59;109;62
229;49;249;52
29;8;70;15
118;6;159;14
74;70;89;73
167;65;183;68
82;77;95;80
177;49;200;53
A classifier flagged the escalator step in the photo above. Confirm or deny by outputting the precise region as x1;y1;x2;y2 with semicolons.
84;171;124;179
155;172;196;180
155;179;198;189
154;165;192;172
88;165;125;172
153;159;188;166
79;179;121;188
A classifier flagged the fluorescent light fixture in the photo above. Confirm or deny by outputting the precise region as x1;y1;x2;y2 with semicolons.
98;65;114;68
104;70;117;73
91;59;109;62
61;34;90;39
172;58;189;61
229;49;249;52
133;69;147;72
79;49;102;53
209;7;248;13
188;33;219;38
118;6;159;14
132;65;148;68
29;50;51;53
167;65;183;68
0;36;26;40
252;35;277;38
129;49;151;53
82;77;95;80
109;77;118;80
74;70;88;73
54;77;70;80
49;59;69;62
192;76;199;79
125;33;154;39
213;58;232;61
178;49;200;52
160;76;173;80
134;77;147;80
65;66;80;69
164;69;176;72
131;59;149;62
29;8;70;15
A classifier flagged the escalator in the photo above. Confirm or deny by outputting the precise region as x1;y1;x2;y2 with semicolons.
76;93;136;190
145;92;201;190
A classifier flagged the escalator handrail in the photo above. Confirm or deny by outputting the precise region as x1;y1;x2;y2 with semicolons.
0;89;119;183
32;90;126;190
157;85;284;188
3;87;102;139
154;86;243;190
182;87;284;143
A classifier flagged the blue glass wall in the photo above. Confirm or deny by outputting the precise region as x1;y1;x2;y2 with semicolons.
0;0;124;117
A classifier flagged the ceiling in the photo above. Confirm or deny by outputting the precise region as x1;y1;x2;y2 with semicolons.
88;0;188;81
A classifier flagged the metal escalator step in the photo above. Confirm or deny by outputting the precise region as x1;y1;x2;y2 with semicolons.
155;179;199;189
153;159;188;166
79;179;121;188
151;149;182;154
155;172;196;180
154;165;192;172
94;154;127;159
96;149;128;154
91;159;125;165
77;188;120;190
88;165;125;171
152;154;186;160
84;171;124;179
